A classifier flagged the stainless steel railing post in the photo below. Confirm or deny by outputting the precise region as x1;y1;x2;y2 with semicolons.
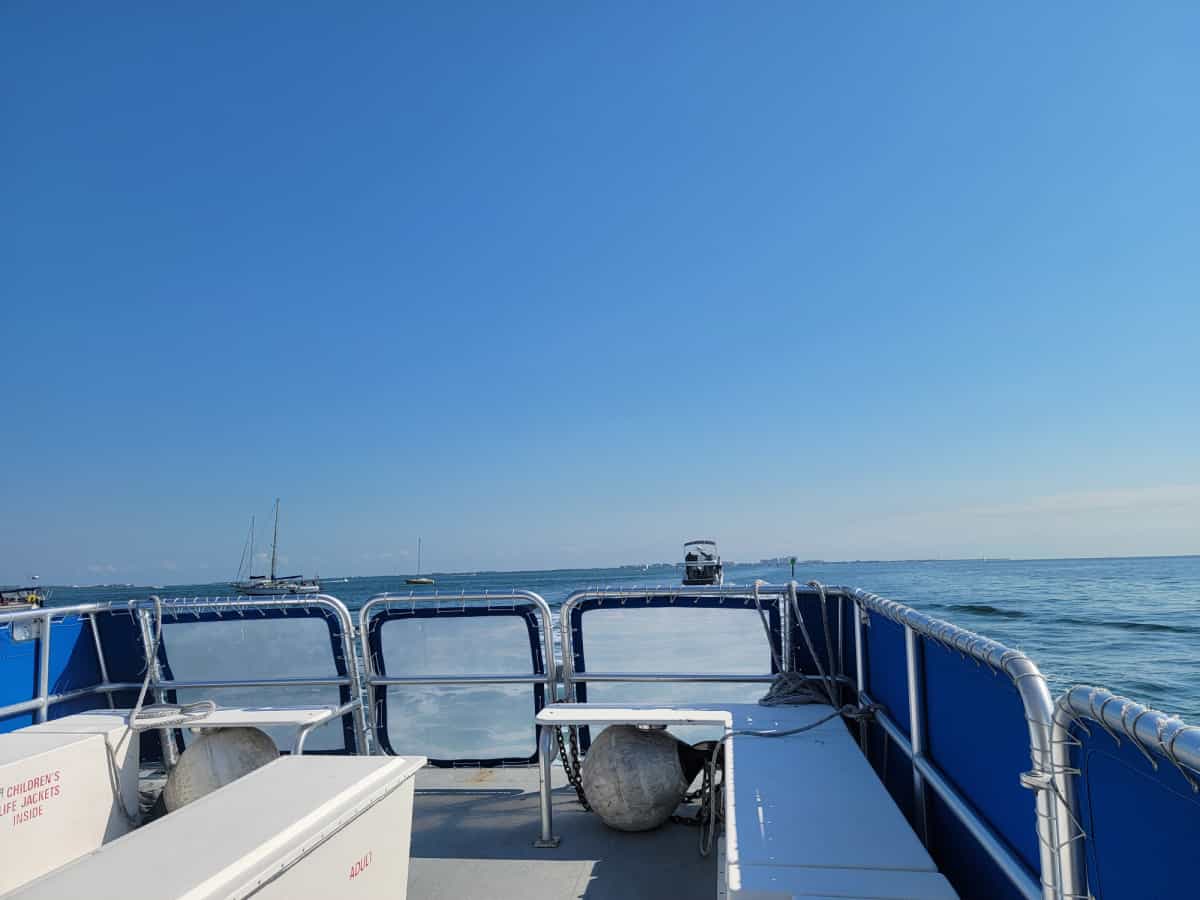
88;613;116;709
533;726;560;848
35;611;52;723
904;624;928;843
137;607;179;768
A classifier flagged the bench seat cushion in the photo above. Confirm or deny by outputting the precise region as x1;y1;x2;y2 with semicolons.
722;704;954;898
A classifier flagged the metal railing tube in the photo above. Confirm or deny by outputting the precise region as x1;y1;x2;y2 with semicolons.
566;672;779;684
905;625;928;843
137;606;179;767
88;613;115;709
854;598;868;751
370;674;550;686
848;588;1066;900
1051;685;1200;900
292;699;363;755
35;611;51;723
780;584;792;671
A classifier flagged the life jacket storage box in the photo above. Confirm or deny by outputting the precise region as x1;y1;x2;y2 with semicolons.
8;754;426;900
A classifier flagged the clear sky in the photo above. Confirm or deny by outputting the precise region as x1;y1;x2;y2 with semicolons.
2;3;1197;585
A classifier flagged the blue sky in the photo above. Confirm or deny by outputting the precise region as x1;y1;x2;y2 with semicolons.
2;3;1197;584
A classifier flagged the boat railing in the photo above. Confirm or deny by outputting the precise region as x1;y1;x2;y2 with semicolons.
358;591;555;764
0;594;369;756
847;587;1071;900
0;601;131;725
1050;685;1200;899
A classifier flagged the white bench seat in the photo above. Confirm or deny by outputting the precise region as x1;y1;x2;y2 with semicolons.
732;863;958;899
722;703;956;899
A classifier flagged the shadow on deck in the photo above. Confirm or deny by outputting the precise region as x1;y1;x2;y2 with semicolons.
408;767;716;899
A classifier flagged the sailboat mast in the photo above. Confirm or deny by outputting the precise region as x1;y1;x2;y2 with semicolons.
248;515;256;579
270;498;280;581
417;537;422;576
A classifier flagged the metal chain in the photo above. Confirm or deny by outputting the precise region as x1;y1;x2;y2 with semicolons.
555;725;591;811
670;755;715;827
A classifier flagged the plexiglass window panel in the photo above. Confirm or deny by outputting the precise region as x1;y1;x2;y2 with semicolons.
578;607;772;743
378;616;538;760
161;618;345;751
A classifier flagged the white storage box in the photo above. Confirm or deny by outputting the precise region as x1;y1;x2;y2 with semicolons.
21;710;140;837
11;754;426;900
0;730;131;894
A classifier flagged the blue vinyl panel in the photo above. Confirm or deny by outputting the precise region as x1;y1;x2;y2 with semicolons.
1073;724;1200;899
0;614;108;733
45;614;106;719
922;635;1040;879
927;790;1027;900
789;590;842;681
0;622;39;732
863;610;911;738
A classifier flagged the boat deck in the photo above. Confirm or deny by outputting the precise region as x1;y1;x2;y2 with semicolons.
408;766;716;899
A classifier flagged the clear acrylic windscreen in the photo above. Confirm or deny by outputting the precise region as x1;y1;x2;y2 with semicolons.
161;616;346;751
377;615;540;760
577;606;772;745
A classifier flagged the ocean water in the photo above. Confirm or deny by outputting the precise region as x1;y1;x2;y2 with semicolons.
46;554;1200;721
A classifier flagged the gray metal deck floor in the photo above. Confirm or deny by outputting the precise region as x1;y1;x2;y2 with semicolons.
408;766;716;900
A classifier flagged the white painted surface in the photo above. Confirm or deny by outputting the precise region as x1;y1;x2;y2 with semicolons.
10;755;425;900
722;705;940;875
21;711;141;836
0;731;129;894
536;704;732;728
732;863;958;899
184;706;342;729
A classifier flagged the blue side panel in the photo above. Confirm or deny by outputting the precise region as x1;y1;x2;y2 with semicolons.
45;615;105;719
837;590;854;680
863;610;910;738
865;719;916;823
1073;725;1200;899
789;590;842;681
923;636;1039;876
927;791;1026;900
0;614;107;733
0;624;38;732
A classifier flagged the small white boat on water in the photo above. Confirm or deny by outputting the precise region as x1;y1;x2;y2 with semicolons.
682;539;723;585
230;499;321;596
405;537;434;586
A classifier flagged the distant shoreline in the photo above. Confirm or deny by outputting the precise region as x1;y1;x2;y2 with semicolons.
34;552;1200;591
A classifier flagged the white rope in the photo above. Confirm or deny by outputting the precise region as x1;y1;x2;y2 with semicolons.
126;596;216;732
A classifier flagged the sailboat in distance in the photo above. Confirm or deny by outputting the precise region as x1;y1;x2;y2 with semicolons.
406;537;434;585
231;499;321;595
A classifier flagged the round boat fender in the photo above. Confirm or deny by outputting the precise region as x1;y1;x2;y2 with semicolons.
163;727;278;812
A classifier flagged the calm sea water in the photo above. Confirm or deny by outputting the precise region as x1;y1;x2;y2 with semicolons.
46;555;1200;720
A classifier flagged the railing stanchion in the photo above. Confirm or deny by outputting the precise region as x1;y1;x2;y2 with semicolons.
88;613;115;709
905;625;928;843
854;599;868;751
35;611;52;723
137;608;179;767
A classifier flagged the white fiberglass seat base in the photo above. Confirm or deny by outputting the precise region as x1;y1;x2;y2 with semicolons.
10;755;424;900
